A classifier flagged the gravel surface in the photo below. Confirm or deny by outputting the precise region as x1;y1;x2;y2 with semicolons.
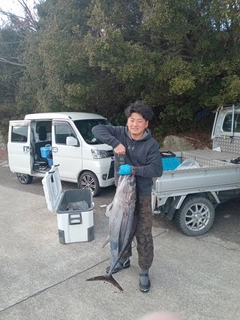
0;145;7;160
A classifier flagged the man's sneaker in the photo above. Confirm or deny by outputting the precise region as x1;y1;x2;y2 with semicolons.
139;270;151;293
106;258;130;274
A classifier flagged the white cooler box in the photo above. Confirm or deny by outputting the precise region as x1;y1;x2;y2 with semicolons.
42;166;94;244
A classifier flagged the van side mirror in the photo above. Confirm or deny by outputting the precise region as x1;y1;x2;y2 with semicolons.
66;136;78;146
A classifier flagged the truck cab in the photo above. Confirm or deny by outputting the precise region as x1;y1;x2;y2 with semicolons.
7;112;115;196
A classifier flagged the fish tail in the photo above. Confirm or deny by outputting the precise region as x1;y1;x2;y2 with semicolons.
86;274;123;292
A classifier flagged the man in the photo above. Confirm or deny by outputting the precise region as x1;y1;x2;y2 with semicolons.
92;101;163;292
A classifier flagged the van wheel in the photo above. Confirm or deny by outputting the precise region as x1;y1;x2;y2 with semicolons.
16;173;33;185
174;196;215;237
78;171;101;197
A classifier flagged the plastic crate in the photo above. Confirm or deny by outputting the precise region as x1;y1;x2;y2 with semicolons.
162;156;180;171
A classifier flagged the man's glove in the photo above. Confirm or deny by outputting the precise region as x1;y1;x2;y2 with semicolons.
118;164;132;175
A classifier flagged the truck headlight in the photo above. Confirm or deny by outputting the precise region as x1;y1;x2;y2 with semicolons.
91;149;109;159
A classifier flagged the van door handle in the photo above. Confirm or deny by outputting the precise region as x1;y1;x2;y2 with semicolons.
23;146;30;153
52;147;58;153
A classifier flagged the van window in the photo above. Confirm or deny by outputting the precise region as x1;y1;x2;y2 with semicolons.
74;119;110;144
222;113;240;133
11;124;28;142
54;123;77;144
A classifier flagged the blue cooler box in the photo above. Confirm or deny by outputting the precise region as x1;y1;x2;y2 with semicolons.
161;151;180;171
42;166;94;244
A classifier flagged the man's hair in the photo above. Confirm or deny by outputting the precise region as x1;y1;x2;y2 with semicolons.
124;101;154;121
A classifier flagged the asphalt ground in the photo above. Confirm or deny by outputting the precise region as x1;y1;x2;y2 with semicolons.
0;158;240;320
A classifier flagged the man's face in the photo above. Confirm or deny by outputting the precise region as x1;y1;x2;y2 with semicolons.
127;112;148;140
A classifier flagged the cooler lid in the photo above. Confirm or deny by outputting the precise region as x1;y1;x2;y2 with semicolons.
42;166;62;212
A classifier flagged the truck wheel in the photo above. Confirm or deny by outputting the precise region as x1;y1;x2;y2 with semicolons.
174;196;215;236
78;171;101;197
16;173;33;185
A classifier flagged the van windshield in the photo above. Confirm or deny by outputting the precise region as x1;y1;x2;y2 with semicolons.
74;119;111;144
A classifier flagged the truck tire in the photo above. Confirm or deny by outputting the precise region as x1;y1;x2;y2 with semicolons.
16;173;33;185
78;171;101;197
174;196;215;236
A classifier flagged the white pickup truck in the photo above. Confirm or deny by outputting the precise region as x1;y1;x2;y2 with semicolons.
152;105;240;236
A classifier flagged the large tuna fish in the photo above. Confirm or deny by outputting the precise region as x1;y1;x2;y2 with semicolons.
87;174;138;291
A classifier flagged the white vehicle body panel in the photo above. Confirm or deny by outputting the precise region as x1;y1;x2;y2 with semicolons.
8;112;115;195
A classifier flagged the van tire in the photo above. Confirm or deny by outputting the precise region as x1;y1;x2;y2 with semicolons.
16;173;33;185
174;196;215;236
78;171;101;197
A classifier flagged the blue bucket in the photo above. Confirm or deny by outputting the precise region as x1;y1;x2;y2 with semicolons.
40;145;51;158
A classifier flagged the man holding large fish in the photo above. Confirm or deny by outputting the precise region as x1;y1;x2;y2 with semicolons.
91;101;163;292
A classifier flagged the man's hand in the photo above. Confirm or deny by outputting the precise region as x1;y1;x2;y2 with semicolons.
118;164;132;175
114;144;126;155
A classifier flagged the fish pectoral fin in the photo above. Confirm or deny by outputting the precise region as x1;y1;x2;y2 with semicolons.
86;274;123;292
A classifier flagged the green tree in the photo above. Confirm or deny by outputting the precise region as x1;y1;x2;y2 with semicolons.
1;0;240;137
0;0;41;138
18;0;131;118
84;0;240;132
0;26;26;138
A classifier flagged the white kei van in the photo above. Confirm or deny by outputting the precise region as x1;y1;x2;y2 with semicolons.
7;112;115;196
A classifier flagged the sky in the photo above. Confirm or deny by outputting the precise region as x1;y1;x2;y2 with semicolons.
1;0;35;13
0;0;36;23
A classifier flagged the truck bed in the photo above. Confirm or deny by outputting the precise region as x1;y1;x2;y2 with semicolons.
154;149;240;195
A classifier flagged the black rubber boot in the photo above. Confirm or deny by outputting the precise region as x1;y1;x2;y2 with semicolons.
139;268;151;293
106;258;130;274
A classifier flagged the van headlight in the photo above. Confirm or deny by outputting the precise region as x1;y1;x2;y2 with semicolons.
91;149;109;159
